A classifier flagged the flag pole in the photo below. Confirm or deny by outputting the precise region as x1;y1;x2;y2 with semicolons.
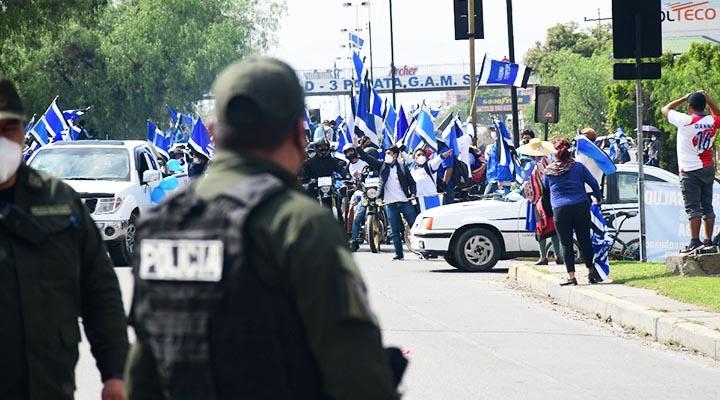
468;0;477;144
389;0;397;108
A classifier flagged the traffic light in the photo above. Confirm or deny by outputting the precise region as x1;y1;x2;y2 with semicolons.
612;0;661;59
453;0;484;40
535;86;560;124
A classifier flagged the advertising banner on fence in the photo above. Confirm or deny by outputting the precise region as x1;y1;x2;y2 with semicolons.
644;181;720;261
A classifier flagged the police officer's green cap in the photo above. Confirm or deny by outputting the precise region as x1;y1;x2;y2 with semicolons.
0;76;26;122
212;57;304;129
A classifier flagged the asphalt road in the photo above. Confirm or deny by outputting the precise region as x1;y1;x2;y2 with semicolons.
75;248;720;399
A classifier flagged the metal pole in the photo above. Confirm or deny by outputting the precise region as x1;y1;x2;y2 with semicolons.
468;0;477;138
635;14;647;262
389;0;396;108
367;4;374;82
506;0;519;147
544;121;548;141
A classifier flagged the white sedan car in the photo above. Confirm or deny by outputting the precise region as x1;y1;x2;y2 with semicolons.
410;164;678;271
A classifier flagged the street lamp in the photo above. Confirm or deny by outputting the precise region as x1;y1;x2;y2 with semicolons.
342;1;373;81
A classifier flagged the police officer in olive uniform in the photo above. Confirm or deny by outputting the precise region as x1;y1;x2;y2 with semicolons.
125;57;403;399
0;77;128;399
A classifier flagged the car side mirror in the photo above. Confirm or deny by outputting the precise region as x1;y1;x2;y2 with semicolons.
142;170;162;185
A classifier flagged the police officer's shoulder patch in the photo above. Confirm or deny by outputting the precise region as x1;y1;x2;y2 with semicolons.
139;239;224;282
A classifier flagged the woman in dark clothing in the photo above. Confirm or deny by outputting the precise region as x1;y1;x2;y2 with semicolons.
542;139;603;286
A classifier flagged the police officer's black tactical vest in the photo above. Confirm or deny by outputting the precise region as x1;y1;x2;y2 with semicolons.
131;174;326;400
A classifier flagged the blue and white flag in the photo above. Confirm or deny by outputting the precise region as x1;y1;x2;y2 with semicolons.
494;120;521;183
63;106;90;122
479;54;532;88
352;51;368;82
28;98;69;145
353;81;379;145
590;204;611;280
438;114;459;158
24;114;36;133
189;117;215;160
396;105;409;143
147;120;171;159
349;32;364;49
384;102;397;143
575;135;617;175
413;110;437;152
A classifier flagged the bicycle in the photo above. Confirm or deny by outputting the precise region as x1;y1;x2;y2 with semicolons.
603;210;640;261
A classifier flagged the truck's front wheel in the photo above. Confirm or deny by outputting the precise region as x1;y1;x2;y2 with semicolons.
109;214;137;266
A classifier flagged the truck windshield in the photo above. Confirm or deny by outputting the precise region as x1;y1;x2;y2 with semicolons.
29;147;131;181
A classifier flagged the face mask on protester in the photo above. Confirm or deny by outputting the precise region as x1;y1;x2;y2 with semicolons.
651;136;657;141
384;154;395;164
0;136;23;184
415;155;427;166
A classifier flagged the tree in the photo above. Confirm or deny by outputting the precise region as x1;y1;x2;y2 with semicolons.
522;23;613;139
0;0;285;139
605;43;720;172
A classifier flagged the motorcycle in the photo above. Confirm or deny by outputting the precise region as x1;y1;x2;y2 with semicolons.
312;175;344;225
360;176;389;253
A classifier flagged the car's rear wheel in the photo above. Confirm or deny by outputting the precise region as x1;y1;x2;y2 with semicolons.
109;214;137;267
453;227;500;272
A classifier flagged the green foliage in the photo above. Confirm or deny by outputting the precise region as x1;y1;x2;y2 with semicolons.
605;43;720;172
523;23;613;139
0;0;285;139
612;262;720;312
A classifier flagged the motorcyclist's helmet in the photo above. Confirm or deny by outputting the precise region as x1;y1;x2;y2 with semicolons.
315;138;331;157
342;143;357;160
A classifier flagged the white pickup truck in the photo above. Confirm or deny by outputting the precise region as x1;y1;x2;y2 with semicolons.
28;140;177;266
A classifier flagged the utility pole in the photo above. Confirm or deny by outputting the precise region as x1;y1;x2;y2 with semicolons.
584;8;612;25
468;0;477;138
389;0;397;107
506;0;519;146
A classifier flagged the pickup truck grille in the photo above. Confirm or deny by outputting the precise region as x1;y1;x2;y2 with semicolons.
83;198;98;214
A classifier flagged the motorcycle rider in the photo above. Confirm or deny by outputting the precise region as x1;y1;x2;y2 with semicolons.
302;138;349;224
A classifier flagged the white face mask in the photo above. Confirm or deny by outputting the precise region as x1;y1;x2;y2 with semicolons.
0;136;22;185
384;154;395;164
651;136;657;141
416;155;427;165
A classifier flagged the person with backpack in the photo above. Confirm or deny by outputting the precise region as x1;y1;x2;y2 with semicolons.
436;138;457;204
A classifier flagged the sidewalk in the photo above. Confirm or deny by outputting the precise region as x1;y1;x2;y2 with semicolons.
508;263;720;361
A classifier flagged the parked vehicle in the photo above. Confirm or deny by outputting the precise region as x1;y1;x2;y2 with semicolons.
27;140;182;266
410;164;678;272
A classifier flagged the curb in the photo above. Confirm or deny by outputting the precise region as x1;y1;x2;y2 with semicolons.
508;265;720;361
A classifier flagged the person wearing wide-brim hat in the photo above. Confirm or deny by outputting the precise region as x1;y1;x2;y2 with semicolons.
519;138;563;266
516;137;555;157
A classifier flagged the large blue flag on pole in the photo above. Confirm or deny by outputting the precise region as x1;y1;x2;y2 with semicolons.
349;32;365;49
147;120;170;159
189;117;215;159
28;97;69;145
413;110;437;152
478;54;532;88
354;81;379;145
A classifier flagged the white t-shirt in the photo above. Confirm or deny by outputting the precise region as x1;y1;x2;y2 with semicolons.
348;159;368;178
668;110;720;172
383;165;409;204
411;166;437;198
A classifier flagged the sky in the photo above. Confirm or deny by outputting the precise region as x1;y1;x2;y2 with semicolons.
268;0;613;116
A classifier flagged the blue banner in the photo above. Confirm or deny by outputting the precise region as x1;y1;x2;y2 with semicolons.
644;181;720;261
